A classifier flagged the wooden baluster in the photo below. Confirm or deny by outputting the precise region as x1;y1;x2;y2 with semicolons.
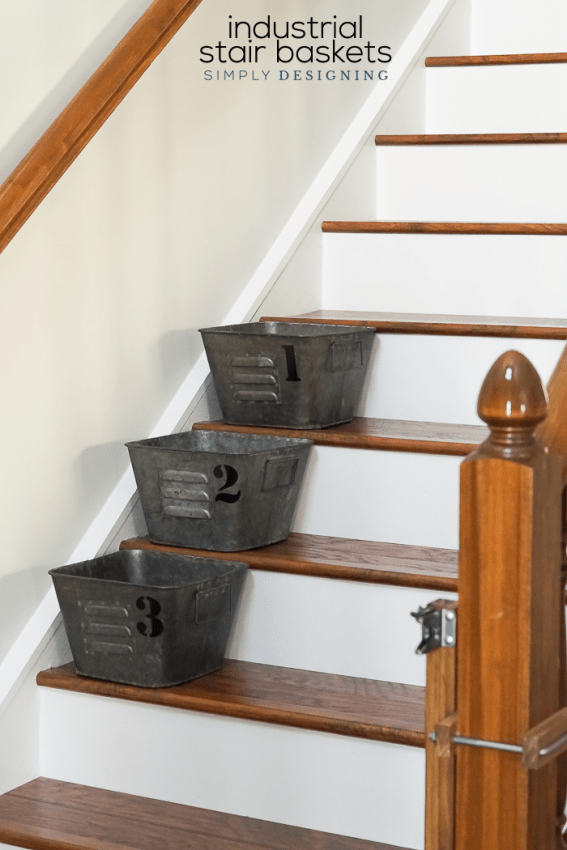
536;344;567;850
455;350;563;850
558;564;567;849
557;497;567;849
537;342;567;456
425;600;458;850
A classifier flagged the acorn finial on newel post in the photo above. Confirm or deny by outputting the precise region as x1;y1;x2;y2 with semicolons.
477;349;548;459
455;350;563;850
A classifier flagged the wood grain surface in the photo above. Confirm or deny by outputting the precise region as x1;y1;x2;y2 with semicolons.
557;579;567;848
120;533;459;591
260;311;567;339
425;602;458;850
37;661;426;746
456;351;562;850
192;417;487;456
0;0;203;255
321;221;567;235
375;133;567;145
426;53;567;66
522;707;567;771
537;344;567;455
535;348;567;846
0;777;411;850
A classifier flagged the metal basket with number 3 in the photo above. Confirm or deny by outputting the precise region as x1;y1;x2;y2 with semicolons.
49;549;248;687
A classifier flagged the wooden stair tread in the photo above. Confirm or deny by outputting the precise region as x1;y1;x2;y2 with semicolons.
321;221;567;235
120;533;459;592
0;777;412;850
376;132;567;145
426;52;567;67
37;661;425;747
260;311;567;339
192;417;487;456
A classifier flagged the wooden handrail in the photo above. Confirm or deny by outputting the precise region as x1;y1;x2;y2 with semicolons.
0;0;203;255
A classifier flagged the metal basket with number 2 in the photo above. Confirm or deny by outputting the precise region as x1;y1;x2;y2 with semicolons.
126;430;313;551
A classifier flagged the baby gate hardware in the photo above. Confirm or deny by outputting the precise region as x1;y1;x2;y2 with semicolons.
429;709;567;771
414;599;567;772
411;602;457;654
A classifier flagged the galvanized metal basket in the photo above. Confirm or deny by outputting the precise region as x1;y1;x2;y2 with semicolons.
200;321;375;429
49;549;248;688
126;430;312;551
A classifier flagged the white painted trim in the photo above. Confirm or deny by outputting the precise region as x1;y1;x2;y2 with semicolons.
0;0;456;722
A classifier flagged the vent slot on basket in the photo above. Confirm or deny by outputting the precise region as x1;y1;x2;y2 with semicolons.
82;604;128;618
331;339;363;372
84;640;134;655
160;469;212;520
82;623;132;637
81;600;135;655
230;355;281;403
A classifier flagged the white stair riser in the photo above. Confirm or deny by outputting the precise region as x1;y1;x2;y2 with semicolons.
323;232;567;317
40;689;426;848
376;144;567;222
426;64;567;133
292;446;461;550
227;572;448;686
358;335;562;425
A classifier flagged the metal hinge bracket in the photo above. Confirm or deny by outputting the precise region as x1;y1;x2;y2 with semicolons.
411;602;457;655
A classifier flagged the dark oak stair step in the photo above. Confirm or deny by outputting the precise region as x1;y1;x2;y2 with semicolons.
321;221;567;235
37;661;425;747
0;777;413;850
260;311;567;340
120;533;458;592
375;132;567;145
426;52;567;67
192;417;487;456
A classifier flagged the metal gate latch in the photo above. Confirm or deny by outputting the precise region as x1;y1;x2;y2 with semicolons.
411;602;457;655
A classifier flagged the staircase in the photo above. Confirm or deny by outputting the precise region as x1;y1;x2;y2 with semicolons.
2;49;567;850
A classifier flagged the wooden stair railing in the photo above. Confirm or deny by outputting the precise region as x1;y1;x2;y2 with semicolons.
537;345;567;850
424;350;567;849
0;0;203;256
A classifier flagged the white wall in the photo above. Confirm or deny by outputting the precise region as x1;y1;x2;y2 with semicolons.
0;0;427;669
0;0;156;182
472;0;567;54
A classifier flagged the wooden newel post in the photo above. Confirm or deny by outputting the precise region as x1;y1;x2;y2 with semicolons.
455;350;563;850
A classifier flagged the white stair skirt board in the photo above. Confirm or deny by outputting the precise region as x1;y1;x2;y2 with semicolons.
357;336;563;425
40;688;426;849
426;64;567;133
376;144;567;222
291;446;461;551
323;233;567;318
226;572;447;686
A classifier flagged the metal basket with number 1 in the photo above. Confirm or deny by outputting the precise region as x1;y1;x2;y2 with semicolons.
200;321;375;429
